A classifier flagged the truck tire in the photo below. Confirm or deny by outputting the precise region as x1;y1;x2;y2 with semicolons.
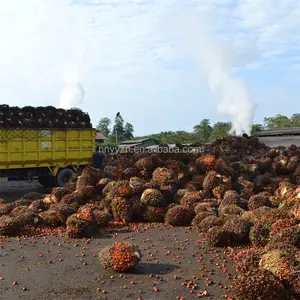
56;168;75;187
38;176;56;188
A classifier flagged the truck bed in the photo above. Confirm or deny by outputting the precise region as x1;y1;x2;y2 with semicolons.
0;128;96;170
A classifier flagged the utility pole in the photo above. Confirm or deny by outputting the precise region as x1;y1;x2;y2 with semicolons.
115;112;120;144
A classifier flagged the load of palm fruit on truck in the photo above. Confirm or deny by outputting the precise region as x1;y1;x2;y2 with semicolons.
0;104;95;187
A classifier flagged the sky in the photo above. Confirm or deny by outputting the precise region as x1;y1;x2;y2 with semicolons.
0;0;299;136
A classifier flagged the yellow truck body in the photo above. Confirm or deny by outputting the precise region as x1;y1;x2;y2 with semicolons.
0;128;96;185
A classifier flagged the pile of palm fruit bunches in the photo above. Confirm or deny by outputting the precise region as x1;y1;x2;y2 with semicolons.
0;135;299;298
0;104;92;128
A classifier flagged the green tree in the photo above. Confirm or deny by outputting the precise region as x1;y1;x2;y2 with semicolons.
251;124;264;135
96;117;111;137
290;114;300;127
209;122;231;141
264;114;291;129
124;122;134;140
193;119;213;143
112;112;125;143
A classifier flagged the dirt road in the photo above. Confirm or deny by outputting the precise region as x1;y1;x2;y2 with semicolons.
0;226;236;300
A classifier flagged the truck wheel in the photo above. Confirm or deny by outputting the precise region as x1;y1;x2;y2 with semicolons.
38;176;56;188
56;168;75;187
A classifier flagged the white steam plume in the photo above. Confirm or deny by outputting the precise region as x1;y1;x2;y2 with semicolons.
60;65;85;109
162;6;259;135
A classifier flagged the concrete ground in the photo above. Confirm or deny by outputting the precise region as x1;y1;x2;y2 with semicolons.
0;226;236;300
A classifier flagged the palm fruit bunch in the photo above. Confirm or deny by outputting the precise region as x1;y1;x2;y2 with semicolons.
39;209;62;227
195;155;216;173
111;197;133;223
194;200;218;214
65;207;97;238
98;242;142;272
140;188;165;207
46;187;72;204
174;189;188;203
0;203;15;216
165;205;194;226
60;191;86;206
268;225;300;248
0;216;20;236
159;184;177;205
194;215;225;233
134;157;155;179
93;209;113;227
122;167;138;179
142;206;165;222
129;177;145;194
179;191;202;208
218;204;245;217
152;167;177;185
258;250;292;281
192;211;217;228
286;265;300;296
104;166;120;180
129;196;145;220
111;180;135;199
206;226;231;247
28;199;45;213
233;248;265;274
164;159;188;181
0;105;92;128
10;206;28;217
202;171;221;193
249;222;272;247
222;217;252;244
220;190;247;209
21;192;43;201
190;174;205;190
234;269;289;300
248;192;273;210
50;203;76;223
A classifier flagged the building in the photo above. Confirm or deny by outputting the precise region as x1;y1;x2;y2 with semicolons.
118;138;160;149
254;127;300;147
95;131;107;143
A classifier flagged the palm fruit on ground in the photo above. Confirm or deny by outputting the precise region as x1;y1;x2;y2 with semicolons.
134;157;155;173
206;226;232;247
194;216;225;233
140;188;165;207
190;174;205;190
152;167;177;185
241;206;275;223
194;200;218;214
159;184;177;205
274;181;295;201
165;205;194;226
179;191;203;208
93;209;113;227
81;165;100;180
14;211;40;227
98;242;142;272
102;181;117;198
111;180;135;199
111;197;133;223
291;204;300;220
142;206;165;222
234;269;289;300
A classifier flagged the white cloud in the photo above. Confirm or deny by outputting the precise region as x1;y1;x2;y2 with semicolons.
0;0;299;134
